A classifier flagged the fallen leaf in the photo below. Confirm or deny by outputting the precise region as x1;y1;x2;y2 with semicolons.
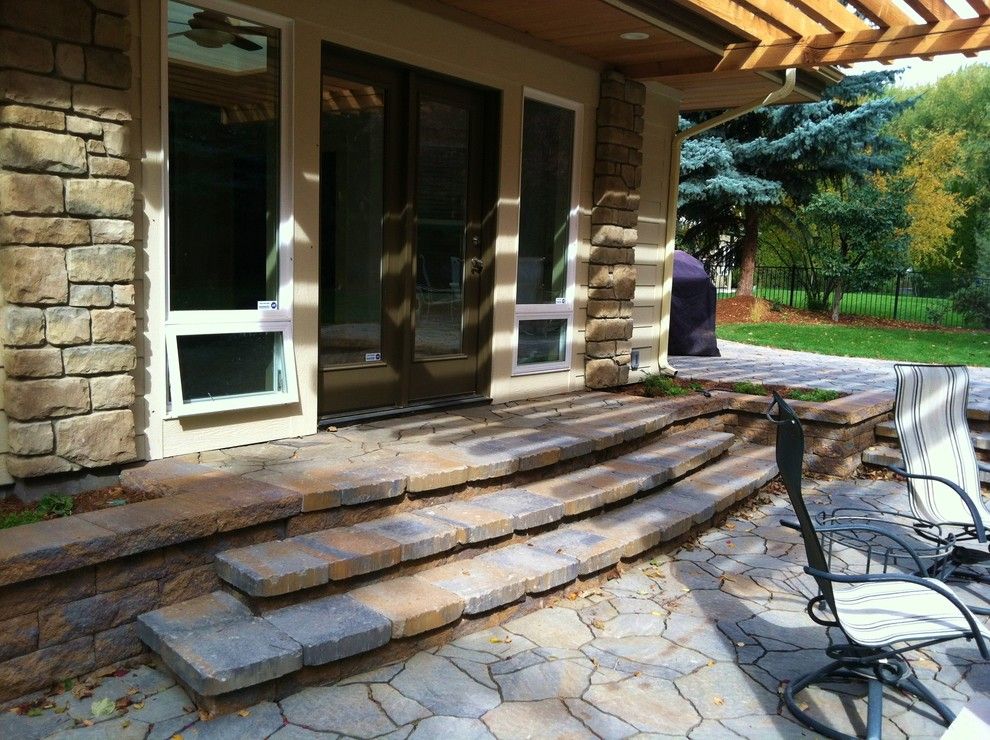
650;610;664;617
91;698;116;717
127;688;139;696
713;696;725;706
171;735;184;740
26;708;43;718
566;592;578;601
131;702;144;710
707;659;716;668
592;619;606;630
82;720;94;727
681;587;690;592
238;709;251;717
724;522;736;531
121;720;130;729
798;701;810;712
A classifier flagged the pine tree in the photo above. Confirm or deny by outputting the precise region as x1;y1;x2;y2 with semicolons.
678;71;909;296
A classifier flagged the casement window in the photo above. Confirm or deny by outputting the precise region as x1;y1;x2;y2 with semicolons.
513;91;581;374
163;0;296;415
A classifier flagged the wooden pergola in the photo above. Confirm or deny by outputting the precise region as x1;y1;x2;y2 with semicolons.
430;0;990;108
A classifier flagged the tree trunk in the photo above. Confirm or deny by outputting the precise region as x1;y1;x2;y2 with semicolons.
831;281;843;322
736;208;759;297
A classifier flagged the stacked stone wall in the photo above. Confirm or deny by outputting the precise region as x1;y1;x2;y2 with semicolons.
0;0;138;479
585;71;645;389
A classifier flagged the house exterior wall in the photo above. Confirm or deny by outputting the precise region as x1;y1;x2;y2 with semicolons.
0;0;684;477
0;0;140;479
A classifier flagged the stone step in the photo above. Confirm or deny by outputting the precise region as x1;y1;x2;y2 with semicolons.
875;420;990;453
136;443;776;701
125;393;726;519
863;444;990;484
214;429;737;597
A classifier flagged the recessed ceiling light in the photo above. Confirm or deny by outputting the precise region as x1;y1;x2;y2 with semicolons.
620;31;650;41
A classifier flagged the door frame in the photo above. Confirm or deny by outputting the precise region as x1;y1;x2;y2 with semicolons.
317;43;499;422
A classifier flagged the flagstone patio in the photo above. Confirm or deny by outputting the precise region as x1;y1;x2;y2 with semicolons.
7;477;988;739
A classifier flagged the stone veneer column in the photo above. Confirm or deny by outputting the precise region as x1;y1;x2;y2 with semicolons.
585;71;645;389
0;0;138;478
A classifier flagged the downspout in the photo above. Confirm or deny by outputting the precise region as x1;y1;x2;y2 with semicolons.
656;68;796;376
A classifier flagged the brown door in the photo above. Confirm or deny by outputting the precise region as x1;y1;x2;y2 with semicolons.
318;47;493;419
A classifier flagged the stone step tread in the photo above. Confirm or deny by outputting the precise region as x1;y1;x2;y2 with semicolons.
126;394;723;517
876;421;990;450
137;442;777;698
214;429;736;596
863;444;990;483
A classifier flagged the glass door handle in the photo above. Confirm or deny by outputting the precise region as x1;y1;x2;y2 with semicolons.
470;257;484;274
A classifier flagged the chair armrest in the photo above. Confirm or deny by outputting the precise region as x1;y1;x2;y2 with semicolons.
889;465;988;544
804;566;990;659
813;523;930;574
978;460;990;474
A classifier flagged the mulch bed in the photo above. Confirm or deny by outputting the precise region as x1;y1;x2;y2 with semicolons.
0;485;161;523
717;295;975;331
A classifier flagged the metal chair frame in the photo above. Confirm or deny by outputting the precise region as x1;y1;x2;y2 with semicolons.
768;392;988;740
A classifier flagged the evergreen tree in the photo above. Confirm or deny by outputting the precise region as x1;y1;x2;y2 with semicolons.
678;71;909;296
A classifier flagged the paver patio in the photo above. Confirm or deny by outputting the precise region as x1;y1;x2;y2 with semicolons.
7;477;988;739
672;340;990;408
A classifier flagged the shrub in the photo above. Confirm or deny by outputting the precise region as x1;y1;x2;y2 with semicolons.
642;373;689;398
788;388;841;402
951;283;990;328
732;380;769;396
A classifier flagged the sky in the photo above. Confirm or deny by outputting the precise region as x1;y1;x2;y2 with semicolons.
852;51;990;89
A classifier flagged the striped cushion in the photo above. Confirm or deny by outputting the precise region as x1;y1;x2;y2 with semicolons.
834;578;990;648
894;364;988;528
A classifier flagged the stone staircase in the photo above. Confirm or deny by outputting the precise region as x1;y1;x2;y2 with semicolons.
863;420;990;486
134;424;777;710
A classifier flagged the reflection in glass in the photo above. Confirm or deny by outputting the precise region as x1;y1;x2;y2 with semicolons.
518;99;574;304
177;332;284;403
167;1;280;311
319;76;386;366
518;319;568;366
415;99;468;358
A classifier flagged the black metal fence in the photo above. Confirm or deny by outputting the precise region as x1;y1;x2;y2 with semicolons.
704;262;990;329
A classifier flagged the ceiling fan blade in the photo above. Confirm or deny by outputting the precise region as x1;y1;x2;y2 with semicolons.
230;35;262;51
168;31;188;38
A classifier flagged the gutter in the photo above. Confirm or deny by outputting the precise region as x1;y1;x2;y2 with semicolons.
655;68;797;376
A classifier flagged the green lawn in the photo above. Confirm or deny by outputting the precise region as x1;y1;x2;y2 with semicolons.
717;322;990;367
733;287;973;327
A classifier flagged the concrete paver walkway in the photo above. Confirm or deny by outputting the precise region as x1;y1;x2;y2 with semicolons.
8;479;988;739
672;340;990;408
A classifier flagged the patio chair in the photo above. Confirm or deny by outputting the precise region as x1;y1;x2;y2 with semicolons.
768;391;989;739
891;364;990;579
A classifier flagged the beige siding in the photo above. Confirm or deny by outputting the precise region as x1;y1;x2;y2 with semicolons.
637;83;679;377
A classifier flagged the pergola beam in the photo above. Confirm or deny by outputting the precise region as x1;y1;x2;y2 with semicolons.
787;0;872;33
734;0;831;36
965;0;990;15
670;0;792;41
902;0;960;23
846;0;915;27
715;15;990;71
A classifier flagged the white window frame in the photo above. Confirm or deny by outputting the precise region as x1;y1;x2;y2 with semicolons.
161;0;296;417
165;321;297;416
512;88;582;376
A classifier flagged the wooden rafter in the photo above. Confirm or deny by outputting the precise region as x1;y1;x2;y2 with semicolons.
965;0;990;15
715;15;990;71
670;0;792;41
901;0;959;23
845;0;915;28
733;0;830;36
787;0;872;33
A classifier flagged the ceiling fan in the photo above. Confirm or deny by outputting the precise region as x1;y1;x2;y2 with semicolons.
168;9;268;51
